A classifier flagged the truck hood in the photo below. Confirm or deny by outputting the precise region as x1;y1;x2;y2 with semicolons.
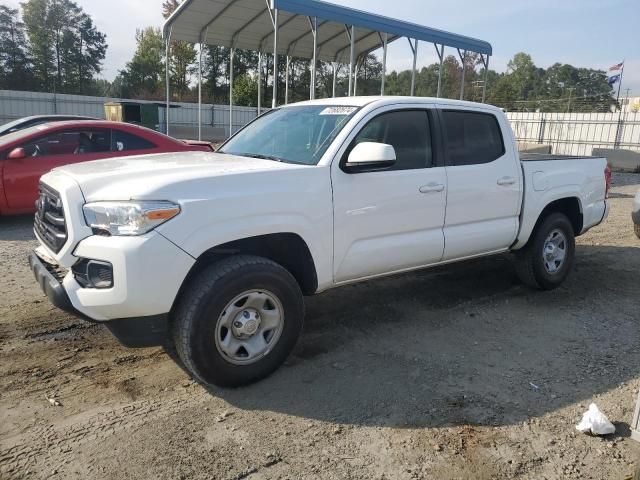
52;151;304;201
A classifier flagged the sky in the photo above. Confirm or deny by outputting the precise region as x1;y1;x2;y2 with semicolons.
5;0;640;96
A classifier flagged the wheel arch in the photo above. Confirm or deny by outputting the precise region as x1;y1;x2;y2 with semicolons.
514;195;584;250
171;232;319;314
535;197;583;236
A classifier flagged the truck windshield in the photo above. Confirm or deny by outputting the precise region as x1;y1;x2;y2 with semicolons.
218;105;359;165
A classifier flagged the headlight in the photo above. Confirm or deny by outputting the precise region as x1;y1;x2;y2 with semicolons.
83;201;180;236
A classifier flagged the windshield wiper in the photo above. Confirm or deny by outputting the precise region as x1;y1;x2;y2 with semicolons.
235;153;285;162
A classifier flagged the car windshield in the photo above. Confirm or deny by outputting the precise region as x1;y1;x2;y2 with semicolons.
218;105;359;165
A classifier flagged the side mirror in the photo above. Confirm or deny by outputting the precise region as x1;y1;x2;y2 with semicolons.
8;147;26;160
345;142;396;173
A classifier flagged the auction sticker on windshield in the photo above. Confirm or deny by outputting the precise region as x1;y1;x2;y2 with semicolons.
319;107;358;115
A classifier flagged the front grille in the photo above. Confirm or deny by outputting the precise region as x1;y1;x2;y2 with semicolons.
34;183;67;253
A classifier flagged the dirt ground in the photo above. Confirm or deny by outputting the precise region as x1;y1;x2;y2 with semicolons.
1;173;640;480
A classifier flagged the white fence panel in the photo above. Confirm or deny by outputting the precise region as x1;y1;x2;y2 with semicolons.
506;111;640;155
0;90;263;140
2;90;639;153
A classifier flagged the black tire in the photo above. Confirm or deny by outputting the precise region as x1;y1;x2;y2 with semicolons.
635;223;640;240
172;255;304;387
514;212;575;290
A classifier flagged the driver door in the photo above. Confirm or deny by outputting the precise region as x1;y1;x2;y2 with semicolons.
3;128;112;211
331;107;447;283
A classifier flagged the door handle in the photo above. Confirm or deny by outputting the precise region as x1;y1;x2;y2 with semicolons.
497;176;516;186
419;183;445;193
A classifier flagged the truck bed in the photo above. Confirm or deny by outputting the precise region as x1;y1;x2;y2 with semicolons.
520;153;597;162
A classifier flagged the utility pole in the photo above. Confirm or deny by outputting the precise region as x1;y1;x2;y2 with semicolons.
622;88;632;111
566;87;575;113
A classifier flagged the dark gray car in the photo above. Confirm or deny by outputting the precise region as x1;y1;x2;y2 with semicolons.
0;115;96;137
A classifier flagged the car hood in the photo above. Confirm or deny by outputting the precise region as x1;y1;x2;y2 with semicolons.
52;151;305;201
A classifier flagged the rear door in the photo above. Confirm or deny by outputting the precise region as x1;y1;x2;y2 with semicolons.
331;107;447;282
439;108;521;260
3;128;112;211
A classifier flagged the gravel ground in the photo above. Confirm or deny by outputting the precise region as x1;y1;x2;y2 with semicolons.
1;173;640;480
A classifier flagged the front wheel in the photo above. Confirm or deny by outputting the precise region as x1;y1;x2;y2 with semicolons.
172;255;304;387
514;212;576;290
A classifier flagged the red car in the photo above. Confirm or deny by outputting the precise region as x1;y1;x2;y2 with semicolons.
0;120;213;215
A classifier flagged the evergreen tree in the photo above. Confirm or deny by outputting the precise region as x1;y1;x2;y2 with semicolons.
0;5;33;90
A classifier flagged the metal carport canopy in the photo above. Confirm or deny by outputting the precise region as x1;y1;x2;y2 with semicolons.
163;0;492;64
162;0;493;139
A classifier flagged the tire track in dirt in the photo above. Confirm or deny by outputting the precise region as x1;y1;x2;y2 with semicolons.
0;390;206;478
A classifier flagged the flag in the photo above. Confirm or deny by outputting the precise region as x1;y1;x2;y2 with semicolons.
608;74;621;86
607;61;624;87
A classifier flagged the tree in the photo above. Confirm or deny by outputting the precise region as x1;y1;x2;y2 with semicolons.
119;27;165;98
0;5;33;90
233;74;258;106
21;0;107;93
204;45;230;102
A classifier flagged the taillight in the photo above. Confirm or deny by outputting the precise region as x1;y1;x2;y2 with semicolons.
604;165;612;199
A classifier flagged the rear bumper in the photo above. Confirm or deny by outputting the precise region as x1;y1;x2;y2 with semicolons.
28;250;169;347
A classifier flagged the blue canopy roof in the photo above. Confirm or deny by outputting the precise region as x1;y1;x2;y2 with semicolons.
163;0;492;63
273;0;492;55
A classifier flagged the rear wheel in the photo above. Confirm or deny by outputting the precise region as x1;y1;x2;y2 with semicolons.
514;212;575;290
172;255;304;387
635;223;640;240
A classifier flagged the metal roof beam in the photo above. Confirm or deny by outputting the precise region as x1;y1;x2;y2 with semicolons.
284;19;329;56
198;0;243;40
334;30;378;61
259;12;302;50
230;7;270;47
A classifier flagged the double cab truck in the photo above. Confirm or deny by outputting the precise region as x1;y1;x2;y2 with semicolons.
29;97;610;387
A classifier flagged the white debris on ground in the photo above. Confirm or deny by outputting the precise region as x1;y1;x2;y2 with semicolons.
576;403;616;436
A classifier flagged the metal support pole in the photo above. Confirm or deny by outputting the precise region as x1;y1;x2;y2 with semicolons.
198;41;203;140
257;52;262;115
229;47;235;137
353;60;359;96
381;33;388;95
285;55;290;105
409;38;418;96
348;26;355;96
272;9;279;108
434;44;444;98
458;49;466;100
332;62;337;97
165;29;172;136
309;16;317;100
482;54;490;103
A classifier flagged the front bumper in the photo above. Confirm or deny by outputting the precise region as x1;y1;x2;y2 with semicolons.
28;251;82;317
30;230;195;347
29;249;172;347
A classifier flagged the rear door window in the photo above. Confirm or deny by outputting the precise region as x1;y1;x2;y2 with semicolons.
442;110;505;166
111;130;156;152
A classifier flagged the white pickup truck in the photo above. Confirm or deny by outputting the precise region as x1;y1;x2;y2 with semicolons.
29;97;610;386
